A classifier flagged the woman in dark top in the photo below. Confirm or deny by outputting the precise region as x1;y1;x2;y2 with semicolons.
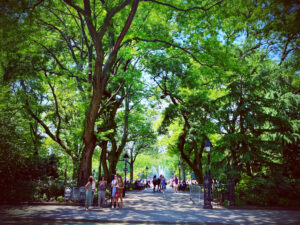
98;176;107;208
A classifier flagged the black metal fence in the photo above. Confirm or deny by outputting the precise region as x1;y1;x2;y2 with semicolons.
210;178;235;207
189;177;235;209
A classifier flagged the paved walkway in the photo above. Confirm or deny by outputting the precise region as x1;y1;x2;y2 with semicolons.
1;188;300;224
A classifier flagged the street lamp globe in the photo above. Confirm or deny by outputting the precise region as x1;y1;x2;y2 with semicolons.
145;166;149;179
205;140;212;152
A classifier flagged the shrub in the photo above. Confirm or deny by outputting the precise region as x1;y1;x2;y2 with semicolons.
0;152;61;203
57;196;64;202
235;174;300;206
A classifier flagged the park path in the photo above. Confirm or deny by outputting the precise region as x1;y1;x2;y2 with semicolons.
1;187;300;224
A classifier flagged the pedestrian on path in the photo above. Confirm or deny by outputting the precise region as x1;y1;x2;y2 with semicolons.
98;176;107;208
85;176;93;211
111;175;119;208
161;175;167;196
173;174;179;193
158;174;163;192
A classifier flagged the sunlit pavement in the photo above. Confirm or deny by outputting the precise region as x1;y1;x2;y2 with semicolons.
1;187;300;225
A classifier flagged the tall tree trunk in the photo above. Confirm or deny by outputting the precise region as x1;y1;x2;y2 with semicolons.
130;160;134;183
109;155;118;177
100;140;112;182
194;168;203;184
76;0;140;185
78;136;97;185
98;150;103;181
182;165;186;182
78;58;105;185
178;128;204;184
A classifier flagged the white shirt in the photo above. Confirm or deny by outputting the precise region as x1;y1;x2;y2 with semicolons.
112;179;119;187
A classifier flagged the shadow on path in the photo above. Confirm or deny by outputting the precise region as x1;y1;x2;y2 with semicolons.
1;188;300;225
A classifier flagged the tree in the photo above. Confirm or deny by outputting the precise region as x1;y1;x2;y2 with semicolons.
127;109;157;182
2;0;225;185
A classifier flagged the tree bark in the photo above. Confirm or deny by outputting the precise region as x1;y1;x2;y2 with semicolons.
98;149;103;181
182;164;186;181
77;0;140;186
130;160;134;183
100;140;112;182
178;127;204;184
78;135;97;185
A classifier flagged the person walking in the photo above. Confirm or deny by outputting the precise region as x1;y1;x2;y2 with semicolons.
98;176;107;208
158;174;163;192
173;174;179;193
161;175;167;196
85;176;93;211
153;175;157;192
111;175;119;208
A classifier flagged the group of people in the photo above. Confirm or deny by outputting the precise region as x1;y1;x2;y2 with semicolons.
84;173;188;210
153;174;188;194
152;174;168;195
111;174;124;209
84;174;124;211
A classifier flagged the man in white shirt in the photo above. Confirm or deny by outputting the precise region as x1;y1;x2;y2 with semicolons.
111;175;119;208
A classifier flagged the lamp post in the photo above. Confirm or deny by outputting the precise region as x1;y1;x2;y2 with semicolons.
145;166;149;188
203;139;213;209
123;153;129;197
205;140;212;176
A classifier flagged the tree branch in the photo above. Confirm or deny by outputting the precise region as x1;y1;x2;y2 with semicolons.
20;80;73;157
33;40;68;71
133;37;208;66
98;0;132;41
37;18;79;64
63;0;87;16
98;80;126;114
142;0;223;12
45;73;62;139
102;0;140;78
